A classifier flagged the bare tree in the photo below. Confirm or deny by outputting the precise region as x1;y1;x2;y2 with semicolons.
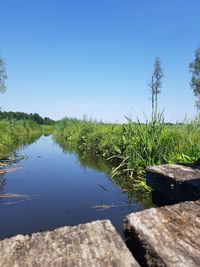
189;45;200;112
150;57;163;120
0;57;7;95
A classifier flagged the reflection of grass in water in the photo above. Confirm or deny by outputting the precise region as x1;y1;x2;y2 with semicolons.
55;136;152;208
0;128;45;196
0;173;6;190
0;152;24;175
0;167;21;174
0;152;35;204
0;153;25;163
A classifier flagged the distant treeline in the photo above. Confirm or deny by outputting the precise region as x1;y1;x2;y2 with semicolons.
0;111;55;125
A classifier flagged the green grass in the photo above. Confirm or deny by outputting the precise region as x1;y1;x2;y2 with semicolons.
53;116;200;199
54;116;200;178
1;115;200;200
0;119;49;159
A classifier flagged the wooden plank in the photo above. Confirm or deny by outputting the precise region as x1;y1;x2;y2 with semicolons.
124;200;200;267
0;220;139;267
146;164;200;202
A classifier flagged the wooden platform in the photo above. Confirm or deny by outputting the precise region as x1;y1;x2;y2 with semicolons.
146;164;200;203
0;220;139;267
124;200;200;267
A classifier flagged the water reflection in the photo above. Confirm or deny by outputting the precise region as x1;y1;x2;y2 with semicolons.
55;136;153;209
0;173;6;192
0;134;41;207
0;135;153;239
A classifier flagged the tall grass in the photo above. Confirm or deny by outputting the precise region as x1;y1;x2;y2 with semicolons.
0;119;47;159
54;116;200;178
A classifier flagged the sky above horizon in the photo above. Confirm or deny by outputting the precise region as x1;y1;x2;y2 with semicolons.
0;0;200;122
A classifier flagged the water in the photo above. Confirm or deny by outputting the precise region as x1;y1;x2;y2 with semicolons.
0;135;149;239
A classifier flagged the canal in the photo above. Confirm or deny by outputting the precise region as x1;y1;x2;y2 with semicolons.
0;135;151;239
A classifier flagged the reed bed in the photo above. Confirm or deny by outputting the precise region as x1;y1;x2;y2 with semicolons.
54;116;200;177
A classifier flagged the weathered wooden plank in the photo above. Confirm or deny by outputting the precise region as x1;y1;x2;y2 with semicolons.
0;220;139;267
124;200;200;267
146;164;200;202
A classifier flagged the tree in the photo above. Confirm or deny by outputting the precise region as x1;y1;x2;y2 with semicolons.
150;57;163;120
189;45;200;111
0;57;7;95
30;113;44;124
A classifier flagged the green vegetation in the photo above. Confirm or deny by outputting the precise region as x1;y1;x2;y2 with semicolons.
55;133;152;206
1;112;199;198
0;111;55;125
54;116;200;179
0;119;49;159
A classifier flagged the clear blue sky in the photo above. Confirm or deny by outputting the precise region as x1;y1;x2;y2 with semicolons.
0;0;200;122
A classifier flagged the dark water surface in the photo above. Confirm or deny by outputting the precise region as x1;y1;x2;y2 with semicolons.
0;136;149;239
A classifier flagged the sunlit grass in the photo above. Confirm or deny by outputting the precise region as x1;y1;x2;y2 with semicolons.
54;116;200;177
0;119;49;159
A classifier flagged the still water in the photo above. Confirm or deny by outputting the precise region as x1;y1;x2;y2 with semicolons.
0;135;148;239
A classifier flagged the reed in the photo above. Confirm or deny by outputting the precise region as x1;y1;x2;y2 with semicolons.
54;116;200;177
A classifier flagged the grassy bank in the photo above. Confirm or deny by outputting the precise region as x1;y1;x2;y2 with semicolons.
0;119;50;159
54;117;200;178
55;134;152;206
